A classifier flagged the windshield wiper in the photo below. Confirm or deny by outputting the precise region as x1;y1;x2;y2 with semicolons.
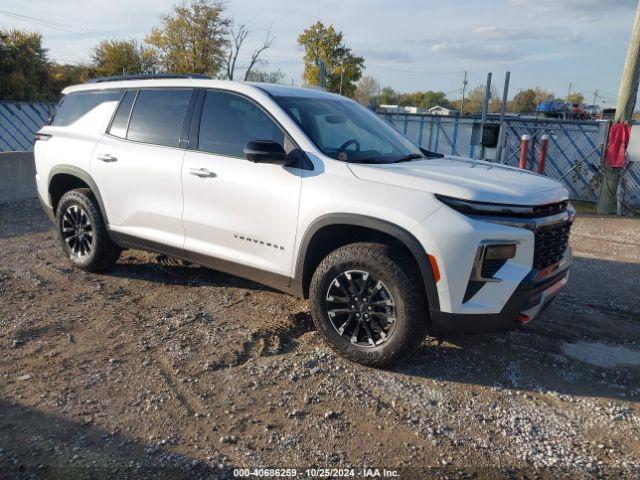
346;158;391;164
391;153;426;163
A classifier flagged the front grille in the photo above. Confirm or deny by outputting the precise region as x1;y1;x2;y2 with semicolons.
533;221;571;270
532;200;568;218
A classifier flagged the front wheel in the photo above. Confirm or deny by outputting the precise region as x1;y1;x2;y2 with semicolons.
309;242;428;367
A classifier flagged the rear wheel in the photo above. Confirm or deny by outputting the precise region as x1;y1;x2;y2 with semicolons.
309;242;428;367
56;188;121;272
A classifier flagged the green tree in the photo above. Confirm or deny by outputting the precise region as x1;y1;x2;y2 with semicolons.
297;21;364;97
92;39;155;76
245;68;286;84
379;86;397;105
0;29;50;101
509;88;554;114
354;75;379;106
398;90;451;110
46;63;96;98
462;85;487;113
567;92;584;104
146;0;230;75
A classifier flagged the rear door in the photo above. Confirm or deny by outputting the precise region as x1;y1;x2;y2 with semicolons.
181;89;303;282
92;88;195;250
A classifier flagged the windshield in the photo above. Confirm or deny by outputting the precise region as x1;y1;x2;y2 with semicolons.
273;95;424;163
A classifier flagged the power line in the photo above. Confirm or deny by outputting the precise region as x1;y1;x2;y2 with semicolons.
0;9;120;39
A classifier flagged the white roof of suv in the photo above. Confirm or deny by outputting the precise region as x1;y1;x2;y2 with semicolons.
62;78;341;100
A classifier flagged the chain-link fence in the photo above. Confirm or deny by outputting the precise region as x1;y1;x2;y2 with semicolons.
0;102;55;152
1;101;639;207
381;112;640;207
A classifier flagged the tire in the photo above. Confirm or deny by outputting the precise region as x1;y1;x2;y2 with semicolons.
56;188;121;272
309;242;428;367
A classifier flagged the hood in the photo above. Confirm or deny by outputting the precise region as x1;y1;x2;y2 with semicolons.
347;156;568;205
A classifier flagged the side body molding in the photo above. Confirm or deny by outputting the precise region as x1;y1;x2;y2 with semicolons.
293;214;441;311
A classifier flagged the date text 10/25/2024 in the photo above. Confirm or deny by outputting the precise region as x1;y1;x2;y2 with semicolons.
233;468;400;477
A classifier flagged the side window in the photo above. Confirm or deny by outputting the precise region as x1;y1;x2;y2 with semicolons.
127;89;193;147
108;90;137;138
198;90;284;157
50;90;123;126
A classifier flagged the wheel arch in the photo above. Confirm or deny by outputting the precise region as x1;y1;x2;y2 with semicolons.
294;214;440;312
48;165;109;224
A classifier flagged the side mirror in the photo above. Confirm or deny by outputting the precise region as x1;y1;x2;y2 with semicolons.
244;140;287;164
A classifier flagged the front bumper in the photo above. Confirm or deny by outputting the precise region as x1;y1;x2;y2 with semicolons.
430;249;571;334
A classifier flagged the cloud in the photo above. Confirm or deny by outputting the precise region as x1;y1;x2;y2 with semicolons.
506;0;636;19
473;25;583;44
430;41;520;61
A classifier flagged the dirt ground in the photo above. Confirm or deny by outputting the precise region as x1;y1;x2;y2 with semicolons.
1;199;639;480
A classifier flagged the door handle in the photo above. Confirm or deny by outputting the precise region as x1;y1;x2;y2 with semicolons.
189;167;217;178
96;153;118;162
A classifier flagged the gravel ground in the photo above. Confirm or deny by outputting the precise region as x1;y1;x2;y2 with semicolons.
1;199;639;480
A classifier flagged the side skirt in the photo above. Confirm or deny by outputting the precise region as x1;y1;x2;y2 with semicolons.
108;230;302;297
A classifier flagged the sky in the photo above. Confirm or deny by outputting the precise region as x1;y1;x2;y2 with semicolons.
1;0;639;106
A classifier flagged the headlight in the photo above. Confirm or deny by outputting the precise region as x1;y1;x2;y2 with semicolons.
435;194;535;216
435;195;571;219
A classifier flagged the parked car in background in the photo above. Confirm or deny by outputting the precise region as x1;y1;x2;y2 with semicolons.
568;103;588;120
536;99;569;119
583;104;601;119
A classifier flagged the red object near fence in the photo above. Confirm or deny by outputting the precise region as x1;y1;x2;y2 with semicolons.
519;135;530;170
605;122;631;168
537;135;549;174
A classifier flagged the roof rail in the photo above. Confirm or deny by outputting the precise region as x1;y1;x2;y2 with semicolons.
85;73;211;84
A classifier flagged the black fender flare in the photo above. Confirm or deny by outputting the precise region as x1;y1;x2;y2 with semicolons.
48;165;110;225
294;214;440;312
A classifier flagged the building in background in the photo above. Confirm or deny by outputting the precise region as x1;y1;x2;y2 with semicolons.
428;105;459;116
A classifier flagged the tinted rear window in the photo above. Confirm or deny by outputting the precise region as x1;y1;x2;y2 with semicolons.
50;90;123;126
127;89;193;147
109;90;137;138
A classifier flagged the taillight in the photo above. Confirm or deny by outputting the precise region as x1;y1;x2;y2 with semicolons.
34;132;52;142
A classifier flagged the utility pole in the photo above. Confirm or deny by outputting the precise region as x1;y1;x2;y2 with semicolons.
461;71;468;116
597;0;640;214
592;89;599;105
496;71;511;163
480;72;492;160
567;82;573;101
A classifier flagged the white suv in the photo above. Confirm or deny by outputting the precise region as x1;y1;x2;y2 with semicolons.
34;75;573;366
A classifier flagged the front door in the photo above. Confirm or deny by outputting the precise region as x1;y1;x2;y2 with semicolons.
182;90;302;285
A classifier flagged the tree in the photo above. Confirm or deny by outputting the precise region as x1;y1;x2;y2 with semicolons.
146;0;230;76
398;90;451;110
224;23;274;81
379;86;397;105
92;39;155;76
0;29;49;101
509;88;554;113
461;85;486;113
245;68;286;84
297;21;364;97
354;76;379;106
46;64;96;97
567;92;584;104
